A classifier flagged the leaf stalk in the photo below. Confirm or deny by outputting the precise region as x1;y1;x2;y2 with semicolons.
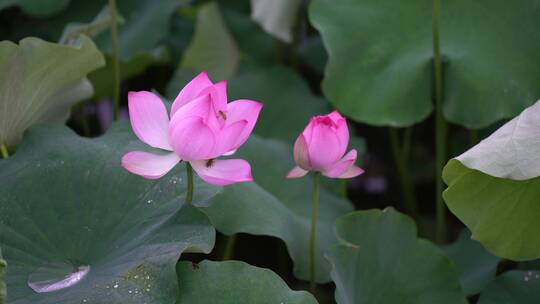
433;0;448;243
109;0;121;121
0;143;8;159
388;128;417;218
185;163;194;204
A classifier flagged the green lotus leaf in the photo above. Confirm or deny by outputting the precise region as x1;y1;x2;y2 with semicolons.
176;260;317;304
56;1;168;100
199;135;353;283
0;0;70;17
478;271;540;304
327;208;467;304
443;101;540;260
454;100;540;180
0;35;104;150
95;0;189;61
8;0;184;62
221;3;276;64
443;230;500;296
250;0;302;43
59;5;124;45
181;1;240;80
443;160;540;261
0;122;220;304
309;0;540;128
298;37;327;75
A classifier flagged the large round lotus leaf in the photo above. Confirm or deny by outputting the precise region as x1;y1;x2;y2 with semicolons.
177;260;317;304
0;248;5;304
0;35;104;149
327;208;466;304
200;135;353;283
0;0;70;17
0;123;219;304
309;0;540;128
478;271;540;304
443;159;540;261
443;230;500;296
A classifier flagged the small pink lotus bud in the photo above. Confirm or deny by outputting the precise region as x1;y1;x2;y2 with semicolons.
287;111;364;179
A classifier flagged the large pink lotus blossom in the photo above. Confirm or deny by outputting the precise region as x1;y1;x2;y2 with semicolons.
122;72;262;186
287;111;364;179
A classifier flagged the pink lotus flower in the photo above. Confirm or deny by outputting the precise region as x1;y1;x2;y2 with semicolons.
122;72;262;186
287;111;364;179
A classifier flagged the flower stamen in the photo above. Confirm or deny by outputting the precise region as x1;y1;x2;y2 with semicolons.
218;110;227;120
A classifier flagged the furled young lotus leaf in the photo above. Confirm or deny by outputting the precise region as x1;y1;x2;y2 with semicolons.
327;208;467;304
0;35;104;150
444;100;540;260
0;122;220;304
177;260;318;304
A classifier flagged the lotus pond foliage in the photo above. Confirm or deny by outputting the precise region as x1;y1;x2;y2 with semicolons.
0;0;539;303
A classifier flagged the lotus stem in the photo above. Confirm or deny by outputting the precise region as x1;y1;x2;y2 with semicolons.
222;234;237;260
388;128;417;218
340;180;348;198
470;129;479;146
309;172;321;294
109;0;120;121
402;126;413;161
0;143;8;159
185;163;194;204
432;0;448;243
